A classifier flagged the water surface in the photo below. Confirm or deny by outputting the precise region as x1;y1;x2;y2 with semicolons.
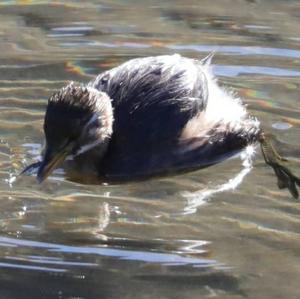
0;1;299;298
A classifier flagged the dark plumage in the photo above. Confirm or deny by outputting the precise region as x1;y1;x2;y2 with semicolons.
22;54;300;198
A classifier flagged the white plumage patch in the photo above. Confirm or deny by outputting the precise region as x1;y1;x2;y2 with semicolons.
74;139;103;156
181;58;260;142
201;63;248;129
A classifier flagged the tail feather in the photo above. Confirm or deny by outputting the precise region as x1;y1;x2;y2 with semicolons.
201;51;215;66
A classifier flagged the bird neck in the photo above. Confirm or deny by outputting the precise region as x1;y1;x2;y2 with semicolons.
69;137;111;178
63;142;108;183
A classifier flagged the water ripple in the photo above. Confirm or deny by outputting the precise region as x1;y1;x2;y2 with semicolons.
0;236;216;268
169;44;300;59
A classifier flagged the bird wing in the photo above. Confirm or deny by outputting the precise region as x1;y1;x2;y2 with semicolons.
90;55;208;148
100;97;221;181
100;117;244;181
88;55;222;179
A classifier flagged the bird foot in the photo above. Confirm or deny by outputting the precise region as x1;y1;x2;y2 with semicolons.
259;132;300;199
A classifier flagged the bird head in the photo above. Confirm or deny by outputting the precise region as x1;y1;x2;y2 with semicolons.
37;83;113;183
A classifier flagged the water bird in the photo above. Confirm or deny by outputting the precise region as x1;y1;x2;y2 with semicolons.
22;54;300;198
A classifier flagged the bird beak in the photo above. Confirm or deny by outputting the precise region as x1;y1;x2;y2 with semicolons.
37;146;69;183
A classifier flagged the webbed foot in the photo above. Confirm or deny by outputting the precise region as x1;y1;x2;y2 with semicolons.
259;132;300;199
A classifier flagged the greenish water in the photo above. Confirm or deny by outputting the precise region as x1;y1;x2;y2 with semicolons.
0;1;299;298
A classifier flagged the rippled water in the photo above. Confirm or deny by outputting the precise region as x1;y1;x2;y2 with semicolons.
0;1;299;298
